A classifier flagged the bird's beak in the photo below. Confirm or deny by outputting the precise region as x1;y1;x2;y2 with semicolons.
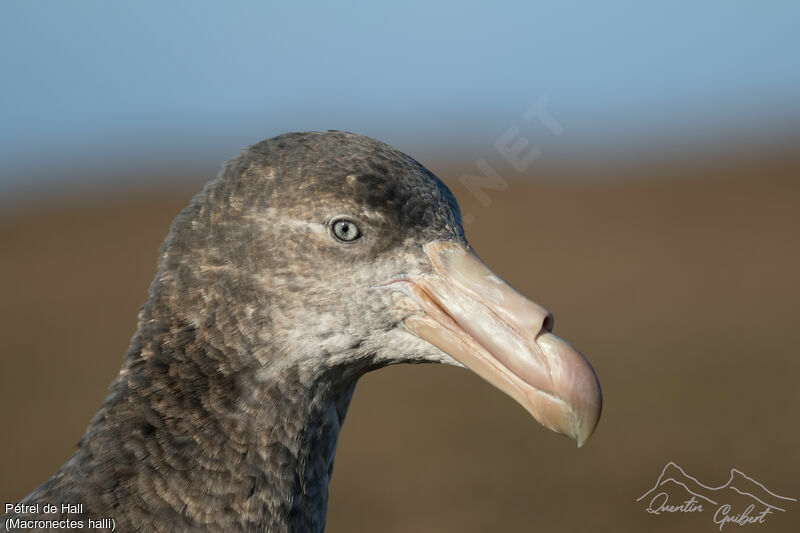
404;241;602;447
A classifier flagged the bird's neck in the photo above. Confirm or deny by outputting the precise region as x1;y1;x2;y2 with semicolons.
64;320;359;532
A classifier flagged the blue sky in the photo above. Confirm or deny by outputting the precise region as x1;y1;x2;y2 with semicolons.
1;1;798;190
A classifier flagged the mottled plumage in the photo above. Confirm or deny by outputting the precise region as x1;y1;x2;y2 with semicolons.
3;131;601;533
3;132;465;532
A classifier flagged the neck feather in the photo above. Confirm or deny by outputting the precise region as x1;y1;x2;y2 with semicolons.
21;318;358;533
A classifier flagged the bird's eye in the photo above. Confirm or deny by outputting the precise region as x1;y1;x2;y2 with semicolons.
331;218;361;242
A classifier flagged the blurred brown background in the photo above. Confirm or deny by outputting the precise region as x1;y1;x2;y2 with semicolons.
2;151;798;532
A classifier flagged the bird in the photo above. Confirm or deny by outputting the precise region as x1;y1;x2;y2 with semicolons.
1;131;602;532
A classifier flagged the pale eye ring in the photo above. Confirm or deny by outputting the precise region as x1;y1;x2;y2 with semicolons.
331;218;361;242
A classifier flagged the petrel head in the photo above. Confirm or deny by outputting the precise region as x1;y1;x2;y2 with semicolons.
149;130;602;446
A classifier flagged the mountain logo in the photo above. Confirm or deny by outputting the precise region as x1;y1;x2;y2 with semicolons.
637;462;796;530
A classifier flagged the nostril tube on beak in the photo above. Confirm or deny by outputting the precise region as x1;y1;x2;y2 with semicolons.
541;312;554;334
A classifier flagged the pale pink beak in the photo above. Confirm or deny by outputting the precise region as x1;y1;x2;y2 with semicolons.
404;241;602;447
